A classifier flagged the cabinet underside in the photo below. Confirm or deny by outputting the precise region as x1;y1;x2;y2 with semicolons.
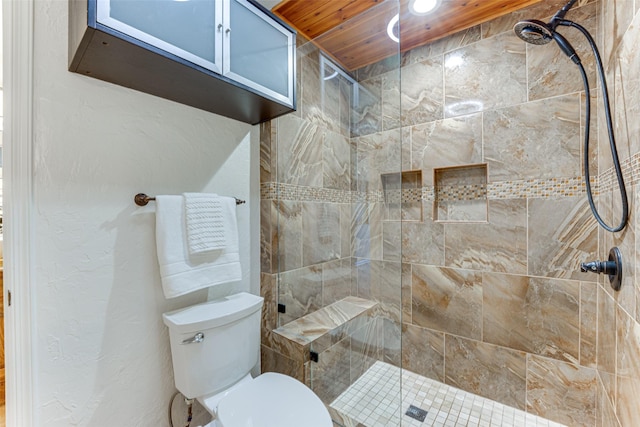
69;26;296;125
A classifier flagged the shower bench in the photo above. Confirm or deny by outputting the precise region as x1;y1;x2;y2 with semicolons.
271;296;378;365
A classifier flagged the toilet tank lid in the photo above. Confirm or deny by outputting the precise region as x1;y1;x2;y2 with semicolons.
162;292;264;333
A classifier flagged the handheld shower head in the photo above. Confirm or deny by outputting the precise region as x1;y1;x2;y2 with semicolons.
511;1;630;232
513;19;553;45
513;19;580;64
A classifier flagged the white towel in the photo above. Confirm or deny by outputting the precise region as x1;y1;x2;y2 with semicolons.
183;193;226;254
155;195;242;299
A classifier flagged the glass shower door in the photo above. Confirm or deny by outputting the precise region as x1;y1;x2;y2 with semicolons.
272;1;403;425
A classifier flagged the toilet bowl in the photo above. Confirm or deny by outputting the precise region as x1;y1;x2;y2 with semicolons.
202;372;331;427
163;292;332;427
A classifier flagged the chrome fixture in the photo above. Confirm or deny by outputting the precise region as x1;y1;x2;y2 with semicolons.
181;332;205;345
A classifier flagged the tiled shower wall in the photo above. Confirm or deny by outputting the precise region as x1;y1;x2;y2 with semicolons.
596;0;640;426
261;0;640;426
259;32;400;403
356;0;638;426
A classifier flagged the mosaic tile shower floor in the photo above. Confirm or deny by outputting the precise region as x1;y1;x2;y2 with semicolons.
330;361;566;427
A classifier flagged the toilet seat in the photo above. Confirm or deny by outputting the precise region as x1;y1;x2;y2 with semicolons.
215;372;332;427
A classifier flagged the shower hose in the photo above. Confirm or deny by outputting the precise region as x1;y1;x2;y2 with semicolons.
559;19;629;232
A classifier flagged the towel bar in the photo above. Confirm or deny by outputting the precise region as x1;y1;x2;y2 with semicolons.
134;193;246;207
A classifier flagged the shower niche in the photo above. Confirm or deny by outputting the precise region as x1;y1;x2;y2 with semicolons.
433;164;488;223
381;170;423;222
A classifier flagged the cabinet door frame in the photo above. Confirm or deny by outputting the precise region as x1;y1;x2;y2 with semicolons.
222;0;295;107
95;0;224;75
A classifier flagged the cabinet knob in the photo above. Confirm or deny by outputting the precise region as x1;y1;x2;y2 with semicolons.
225;28;231;35
217;24;223;32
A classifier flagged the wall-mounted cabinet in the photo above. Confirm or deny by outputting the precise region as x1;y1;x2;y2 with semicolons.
69;0;296;125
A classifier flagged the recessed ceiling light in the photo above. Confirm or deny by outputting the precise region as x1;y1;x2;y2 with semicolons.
409;0;441;16
387;13;399;43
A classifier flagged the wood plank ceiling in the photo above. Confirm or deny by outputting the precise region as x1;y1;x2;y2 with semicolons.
272;0;545;71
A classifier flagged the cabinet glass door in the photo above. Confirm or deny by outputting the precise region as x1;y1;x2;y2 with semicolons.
96;0;223;74
224;0;294;107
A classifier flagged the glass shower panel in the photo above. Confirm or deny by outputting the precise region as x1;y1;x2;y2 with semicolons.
273;2;403;425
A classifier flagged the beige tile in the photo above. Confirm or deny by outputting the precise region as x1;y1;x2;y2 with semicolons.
354;128;402;192
601;0;635;72
611;186;636;317
527;355;597;426
581;281;598;368
410;114;483;186
310;338;352;403
382;68;402;131
259;121;272;184
275;200;303;272
260;345;305;382
322;258;353;306
350;318;382;382
352;202;384;260
401;26;481;66
339;205;351;260
356;260;401;322
302;202;341;265
260;200;275;274
401;323;444;382
483;94;581;181
616;374;640;427
260;273;277;344
382;220;401;262
581;89;599;178
300;48;323;126
445;199;527;274
401;263;412;324
411;265;482;340
598;285;617;375
527;2;598;101
596;373;620;427
356;54;400;82
444;32;526;117
323;130;351;191
321;65;345;136
277;114;324;187
278;265;322;325
381;318;401;367
528;196;598;280
483;273;580;363
444;335;527;410
615;305;640;380
401;220;445;266
400;57;444;127
481;0;596;39
339;77;352;138
351;76;382;138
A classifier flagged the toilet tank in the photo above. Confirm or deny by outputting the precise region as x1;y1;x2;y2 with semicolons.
163;292;264;399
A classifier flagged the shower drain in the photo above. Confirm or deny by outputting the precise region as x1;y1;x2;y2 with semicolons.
405;404;428;422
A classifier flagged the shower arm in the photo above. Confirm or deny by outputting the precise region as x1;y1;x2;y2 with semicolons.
557;19;629;232
549;0;579;29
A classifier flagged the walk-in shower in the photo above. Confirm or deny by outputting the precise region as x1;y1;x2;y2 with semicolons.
514;0;629;233
261;0;638;425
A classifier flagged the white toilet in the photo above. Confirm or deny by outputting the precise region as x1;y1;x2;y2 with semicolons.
163;292;333;427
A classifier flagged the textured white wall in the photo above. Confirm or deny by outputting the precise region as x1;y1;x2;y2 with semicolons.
31;1;259;425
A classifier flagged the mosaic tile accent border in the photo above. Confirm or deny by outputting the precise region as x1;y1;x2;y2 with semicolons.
262;150;640;203
487;177;592;199
261;175;601;204
437;184;487;202
599;151;640;192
